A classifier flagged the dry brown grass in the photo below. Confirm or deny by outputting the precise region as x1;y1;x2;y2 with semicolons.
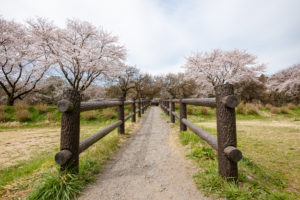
280;106;290;114
187;107;194;115
35;103;48;113
245;103;260;115
265;103;273;110
0;111;8;122
82;110;98;120
14;102;28;111
199;107;210;115
287;103;297;110
124;109;129;116
0;105;5;112
102;108;115;119
15;110;31;122
236;103;247;114
46;112;55;121
271;107;280;114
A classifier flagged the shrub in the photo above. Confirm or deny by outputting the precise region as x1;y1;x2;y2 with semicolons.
280;106;290;114
102;108;114;119
36;103;48;113
287;103;296;110
0;111;8;122
255;103;264;110
15;110;31;121
14;101;28;111
236;103;247;114
245;103;259;115
271;107;280;114
265;103;273;110
187;107;194;115
199;107;210;115
82;110;98;120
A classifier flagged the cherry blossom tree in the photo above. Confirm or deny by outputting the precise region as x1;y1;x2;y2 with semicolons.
0;17;50;105
184;49;265;88
28;18;126;92
267;64;300;104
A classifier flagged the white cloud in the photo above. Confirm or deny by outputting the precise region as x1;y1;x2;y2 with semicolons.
1;0;299;75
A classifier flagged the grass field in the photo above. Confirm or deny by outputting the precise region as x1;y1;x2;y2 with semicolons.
0;105;138;200
169;104;300;199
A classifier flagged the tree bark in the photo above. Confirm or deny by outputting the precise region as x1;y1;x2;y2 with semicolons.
60;89;81;173
118;97;125;134
215;84;238;181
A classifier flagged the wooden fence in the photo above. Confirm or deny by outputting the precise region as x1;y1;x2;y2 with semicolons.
159;84;242;181
55;89;151;173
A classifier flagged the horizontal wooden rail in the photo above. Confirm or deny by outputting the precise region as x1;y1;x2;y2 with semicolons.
79;120;123;153
80;101;122;112
172;111;180;120
181;118;218;150
182;98;216;107
125;113;134;121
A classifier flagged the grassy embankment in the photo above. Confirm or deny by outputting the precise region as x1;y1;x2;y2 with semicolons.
167;103;300;200
0;104;138;199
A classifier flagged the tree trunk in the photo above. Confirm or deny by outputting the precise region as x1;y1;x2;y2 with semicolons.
7;97;14;106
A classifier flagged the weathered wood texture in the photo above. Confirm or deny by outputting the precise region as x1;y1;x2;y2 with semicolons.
80;101;121;111
182;98;216;107
57;99;74;112
59;89;81;172
125;113;134;121
172;111;180;120
215;84;238;181
138;100;141;118
131;100;136;122
55;149;72;166
118;97;125;134
180;98;187;131
170;101;175;123
79;120;122;153
181;118;218;150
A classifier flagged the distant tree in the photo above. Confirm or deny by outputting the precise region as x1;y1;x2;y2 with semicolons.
29;76;67;104
28;18;126;92
267;64;300;104
158;73;196;98
106;66;140;99
130;73;161;99
0;17;50;105
184;49;265;88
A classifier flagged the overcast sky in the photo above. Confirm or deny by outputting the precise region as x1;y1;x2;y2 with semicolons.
1;0;299;75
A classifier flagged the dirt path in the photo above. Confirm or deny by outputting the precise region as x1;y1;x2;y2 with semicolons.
79;107;208;200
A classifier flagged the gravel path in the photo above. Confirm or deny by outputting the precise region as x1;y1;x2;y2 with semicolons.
79;107;208;200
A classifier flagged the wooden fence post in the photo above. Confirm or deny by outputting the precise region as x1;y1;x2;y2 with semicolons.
138;99;141;118
170;99;175;123
57;89;80;173
180;96;187;131
118;97;125;134
142;99;145;114
132;99;136;122
215;84;238;181
166;100;170;115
